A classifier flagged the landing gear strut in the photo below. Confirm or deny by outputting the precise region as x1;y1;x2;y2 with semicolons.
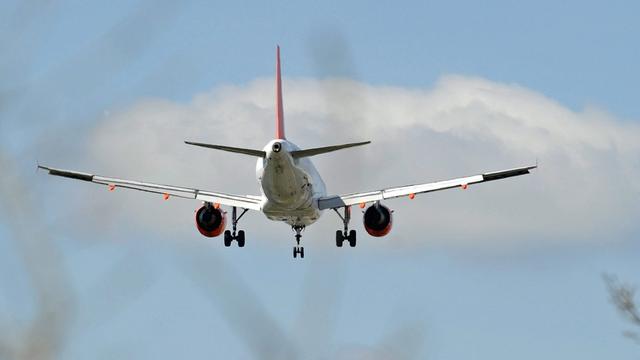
224;206;248;247
292;225;305;258
334;206;356;247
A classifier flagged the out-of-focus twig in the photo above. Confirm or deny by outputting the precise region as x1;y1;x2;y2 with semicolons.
178;245;296;360
0;151;73;360
603;273;640;343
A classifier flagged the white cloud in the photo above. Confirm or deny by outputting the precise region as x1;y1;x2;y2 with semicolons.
66;75;640;250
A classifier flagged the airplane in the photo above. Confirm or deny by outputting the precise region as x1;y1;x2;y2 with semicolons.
38;46;536;259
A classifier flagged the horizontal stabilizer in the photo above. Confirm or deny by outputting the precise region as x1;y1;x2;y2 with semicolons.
185;141;266;158
290;141;371;158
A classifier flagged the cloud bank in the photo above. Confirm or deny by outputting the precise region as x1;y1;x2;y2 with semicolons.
60;75;640;250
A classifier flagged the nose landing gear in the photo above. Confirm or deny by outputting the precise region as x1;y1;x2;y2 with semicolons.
292;225;305;258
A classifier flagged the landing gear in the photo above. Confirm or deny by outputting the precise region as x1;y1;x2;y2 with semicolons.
292;225;305;258
224;230;233;247
237;230;245;247
224;206;248;247
293;246;304;258
333;206;356;247
336;229;356;247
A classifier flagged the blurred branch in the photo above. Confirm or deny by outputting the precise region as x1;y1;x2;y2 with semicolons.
0;151;73;360
623;331;640;344
178;247;296;360
603;273;640;343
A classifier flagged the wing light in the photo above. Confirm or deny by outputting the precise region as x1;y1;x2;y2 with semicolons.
409;193;415;200
461;184;468;190
108;184;116;191
163;193;170;200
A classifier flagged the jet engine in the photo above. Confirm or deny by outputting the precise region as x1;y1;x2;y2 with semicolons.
363;203;393;237
195;203;226;237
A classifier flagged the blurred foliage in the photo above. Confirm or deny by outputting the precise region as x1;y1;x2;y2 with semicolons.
604;273;640;344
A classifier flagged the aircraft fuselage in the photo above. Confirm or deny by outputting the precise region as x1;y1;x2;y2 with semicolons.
257;139;326;227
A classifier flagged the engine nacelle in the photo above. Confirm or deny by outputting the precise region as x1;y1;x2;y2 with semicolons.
195;203;226;237
363;203;393;237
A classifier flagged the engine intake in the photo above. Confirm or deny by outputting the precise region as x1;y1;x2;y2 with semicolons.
363;203;393;237
195;203;226;237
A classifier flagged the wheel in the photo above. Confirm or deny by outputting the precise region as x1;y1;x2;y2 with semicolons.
223;230;232;247
293;246;298;258
237;230;245;247
300;247;304;258
335;230;344;247
348;230;357;247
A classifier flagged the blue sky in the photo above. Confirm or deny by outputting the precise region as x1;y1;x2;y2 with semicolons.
1;0;639;359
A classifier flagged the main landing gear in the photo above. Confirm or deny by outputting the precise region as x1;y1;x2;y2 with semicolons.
292;225;305;258
224;206;248;247
334;206;356;247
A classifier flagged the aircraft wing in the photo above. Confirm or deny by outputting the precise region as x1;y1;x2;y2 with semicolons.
317;165;536;210
38;165;262;210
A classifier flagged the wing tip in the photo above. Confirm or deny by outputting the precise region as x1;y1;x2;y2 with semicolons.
482;164;537;181
37;165;94;182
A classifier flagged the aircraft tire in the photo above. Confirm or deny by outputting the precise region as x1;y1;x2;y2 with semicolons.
224;230;232;247
348;230;357;247
237;230;245;247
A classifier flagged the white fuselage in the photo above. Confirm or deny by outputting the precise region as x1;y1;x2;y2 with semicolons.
256;139;326;227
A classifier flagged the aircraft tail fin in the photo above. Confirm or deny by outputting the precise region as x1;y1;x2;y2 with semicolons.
290;141;371;158
275;45;285;139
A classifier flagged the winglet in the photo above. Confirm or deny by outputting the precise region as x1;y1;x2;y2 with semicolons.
275;45;285;139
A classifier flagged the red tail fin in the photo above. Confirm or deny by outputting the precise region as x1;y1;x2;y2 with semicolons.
275;46;285;139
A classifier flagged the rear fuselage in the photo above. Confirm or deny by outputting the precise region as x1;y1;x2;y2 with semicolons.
256;139;326;226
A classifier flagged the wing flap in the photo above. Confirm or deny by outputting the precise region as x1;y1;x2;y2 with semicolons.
39;165;262;210
196;191;262;209
318;165;536;210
